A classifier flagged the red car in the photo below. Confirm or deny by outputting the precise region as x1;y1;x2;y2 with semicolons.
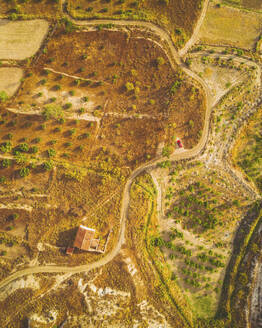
176;138;183;148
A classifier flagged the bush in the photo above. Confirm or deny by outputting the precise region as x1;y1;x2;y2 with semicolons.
125;82;134;91
69;128;76;136
43;161;53;171
19;167;30;177
30;146;38;154
34;137;41;143
1;159;11;168
64;103;72;109
0;141;12;153
156;57;165;66
82;96;89;102
8;13;18;21
54;84;61;90
47;148;56;157
16;143;29;152
43;104;64;120
0;91;8;103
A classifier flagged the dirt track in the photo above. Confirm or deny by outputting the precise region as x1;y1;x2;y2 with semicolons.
0;3;260;297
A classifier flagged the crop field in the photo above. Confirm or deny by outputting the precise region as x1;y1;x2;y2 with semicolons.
0;19;49;60
68;0;203;47
0;0;60;17
199;3;262;49
0;67;23;97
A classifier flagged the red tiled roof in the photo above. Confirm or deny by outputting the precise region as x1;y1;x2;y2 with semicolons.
73;225;95;251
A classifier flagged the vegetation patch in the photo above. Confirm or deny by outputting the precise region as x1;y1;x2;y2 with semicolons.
155;161;250;319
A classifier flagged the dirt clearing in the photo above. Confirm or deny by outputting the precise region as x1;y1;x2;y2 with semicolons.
199;3;262;49
0;19;49;60
0;68;23;97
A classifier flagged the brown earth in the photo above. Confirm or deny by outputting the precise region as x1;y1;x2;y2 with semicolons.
0;27;205;277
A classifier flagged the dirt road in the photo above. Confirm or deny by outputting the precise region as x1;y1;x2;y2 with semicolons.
179;0;210;57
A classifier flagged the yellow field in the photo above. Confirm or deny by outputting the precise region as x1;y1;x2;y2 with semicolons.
199;3;262;49
0;68;23;97
0;19;49;60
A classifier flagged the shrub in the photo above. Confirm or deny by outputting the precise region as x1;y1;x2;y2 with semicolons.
64;103;72;109
8;13;18;21
43;104;64;120
162;145;172;158
0;141;12;153
34;137;41;143
125;82;134;91
30;146;38;154
47;148;56;157
16;143;29;152
0;91;8;103
58;118;65;124
6;133;13;140
82;96;89;102
1;159;11;168
43;161;53;171
19;167;30;177
54;84;61;90
0;176;6;183
156;57;165;66
69;128;76;136
15;153;28;165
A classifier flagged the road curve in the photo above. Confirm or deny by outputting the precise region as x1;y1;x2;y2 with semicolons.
179;0;210;57
0;7;251;290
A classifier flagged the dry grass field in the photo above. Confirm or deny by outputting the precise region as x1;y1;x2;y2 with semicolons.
199;3;262;49
0;19;49;60
0;67;23;96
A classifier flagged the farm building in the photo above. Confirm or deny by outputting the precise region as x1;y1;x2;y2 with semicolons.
66;224;111;255
74;225;100;251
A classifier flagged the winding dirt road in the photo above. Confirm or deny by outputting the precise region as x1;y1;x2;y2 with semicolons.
179;0;210;57
0;3;259;296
